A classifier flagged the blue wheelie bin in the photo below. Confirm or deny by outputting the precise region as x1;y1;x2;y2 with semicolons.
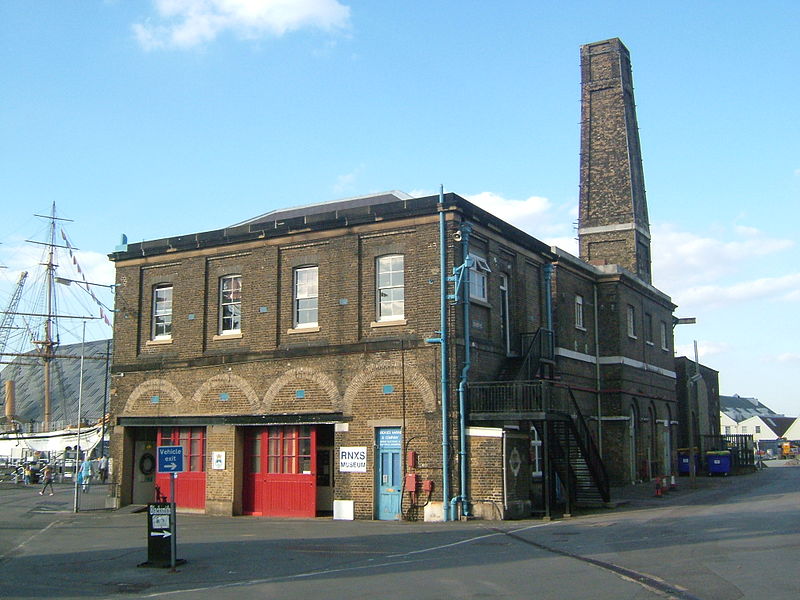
705;451;731;476
677;449;700;474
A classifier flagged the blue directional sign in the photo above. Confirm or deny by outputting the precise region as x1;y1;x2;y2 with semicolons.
157;445;184;474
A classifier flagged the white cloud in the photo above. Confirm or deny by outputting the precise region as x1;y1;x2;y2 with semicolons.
651;222;795;296
466;191;575;246
774;353;800;364
332;164;364;194
134;0;351;50
675;273;800;310
675;340;730;360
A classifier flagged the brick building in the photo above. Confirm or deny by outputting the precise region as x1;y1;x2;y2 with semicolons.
108;38;680;520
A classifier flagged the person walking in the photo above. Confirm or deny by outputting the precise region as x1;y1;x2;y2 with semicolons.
79;458;93;493
39;465;55;496
98;455;109;484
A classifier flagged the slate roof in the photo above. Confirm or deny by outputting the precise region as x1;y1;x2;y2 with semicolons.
760;416;796;438
720;394;782;422
1;339;111;428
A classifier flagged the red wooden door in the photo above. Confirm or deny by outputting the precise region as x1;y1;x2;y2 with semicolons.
155;427;206;510
243;426;316;517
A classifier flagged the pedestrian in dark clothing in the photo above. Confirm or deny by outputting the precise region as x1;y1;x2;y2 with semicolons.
39;465;55;496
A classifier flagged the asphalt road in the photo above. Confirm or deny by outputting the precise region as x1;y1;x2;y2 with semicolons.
1;465;798;600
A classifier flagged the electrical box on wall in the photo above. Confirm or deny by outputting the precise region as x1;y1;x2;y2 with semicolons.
404;472;418;491
406;451;417;469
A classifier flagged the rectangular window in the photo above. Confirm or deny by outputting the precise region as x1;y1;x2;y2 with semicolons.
531;426;542;477
293;266;318;327
645;313;653;343
158;427;205;472
575;294;585;329
626;304;637;339
755;426;761;434
468;253;491;302
741;425;748;434
376;254;404;321
219;275;242;334
267;426;312;474
725;426;731;435
500;274;511;354
660;321;669;351
152;284;173;339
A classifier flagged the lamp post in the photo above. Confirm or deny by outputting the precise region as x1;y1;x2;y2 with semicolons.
73;321;86;513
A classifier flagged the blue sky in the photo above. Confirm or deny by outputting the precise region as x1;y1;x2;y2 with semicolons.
1;1;798;415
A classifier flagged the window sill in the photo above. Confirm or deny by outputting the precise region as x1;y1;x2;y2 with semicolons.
213;332;243;341
575;326;587;332
287;326;320;334
628;335;638;340
145;338;173;346
469;298;491;308
370;319;407;328
645;340;655;346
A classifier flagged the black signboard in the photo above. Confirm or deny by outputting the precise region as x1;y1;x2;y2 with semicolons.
139;502;185;568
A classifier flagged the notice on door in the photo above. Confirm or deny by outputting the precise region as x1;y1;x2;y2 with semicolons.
339;447;367;472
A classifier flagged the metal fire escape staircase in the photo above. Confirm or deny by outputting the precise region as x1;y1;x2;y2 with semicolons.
469;329;610;508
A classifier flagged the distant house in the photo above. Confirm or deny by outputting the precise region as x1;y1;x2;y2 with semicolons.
720;394;782;423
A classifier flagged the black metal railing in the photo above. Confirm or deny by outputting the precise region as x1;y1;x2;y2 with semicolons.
469;380;563;414
565;387;609;502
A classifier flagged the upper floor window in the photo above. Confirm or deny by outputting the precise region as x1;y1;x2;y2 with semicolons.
660;320;669;351
724;426;731;435
626;304;637;339
468;253;491;302
219;275;242;334
152;284;173;340
575;294;585;329
293;266;318;328
376;254;404;321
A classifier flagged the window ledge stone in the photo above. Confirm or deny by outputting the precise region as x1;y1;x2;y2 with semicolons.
287;326;320;334
370;319;407;328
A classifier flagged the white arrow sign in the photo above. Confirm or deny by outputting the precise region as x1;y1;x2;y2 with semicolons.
150;530;172;538
162;462;177;470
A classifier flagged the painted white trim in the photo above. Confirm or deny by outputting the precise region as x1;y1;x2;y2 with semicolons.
466;427;503;438
579;222;651;240
555;347;676;378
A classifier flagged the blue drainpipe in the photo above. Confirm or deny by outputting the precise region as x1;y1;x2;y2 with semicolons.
454;222;472;518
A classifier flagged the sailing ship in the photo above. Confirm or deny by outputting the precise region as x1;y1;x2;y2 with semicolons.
0;203;113;465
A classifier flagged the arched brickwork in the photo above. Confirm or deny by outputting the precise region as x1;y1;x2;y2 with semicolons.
263;367;343;413
123;378;184;415
191;372;261;413
343;360;436;415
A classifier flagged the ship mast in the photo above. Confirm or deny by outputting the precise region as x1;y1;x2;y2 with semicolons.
31;202;72;431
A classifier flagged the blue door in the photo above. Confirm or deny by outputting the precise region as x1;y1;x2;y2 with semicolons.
376;428;402;520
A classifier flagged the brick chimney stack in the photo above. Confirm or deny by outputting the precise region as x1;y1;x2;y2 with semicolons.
578;38;652;284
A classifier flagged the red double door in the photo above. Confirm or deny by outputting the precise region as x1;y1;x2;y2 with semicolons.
243;425;317;517
155;427;207;510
